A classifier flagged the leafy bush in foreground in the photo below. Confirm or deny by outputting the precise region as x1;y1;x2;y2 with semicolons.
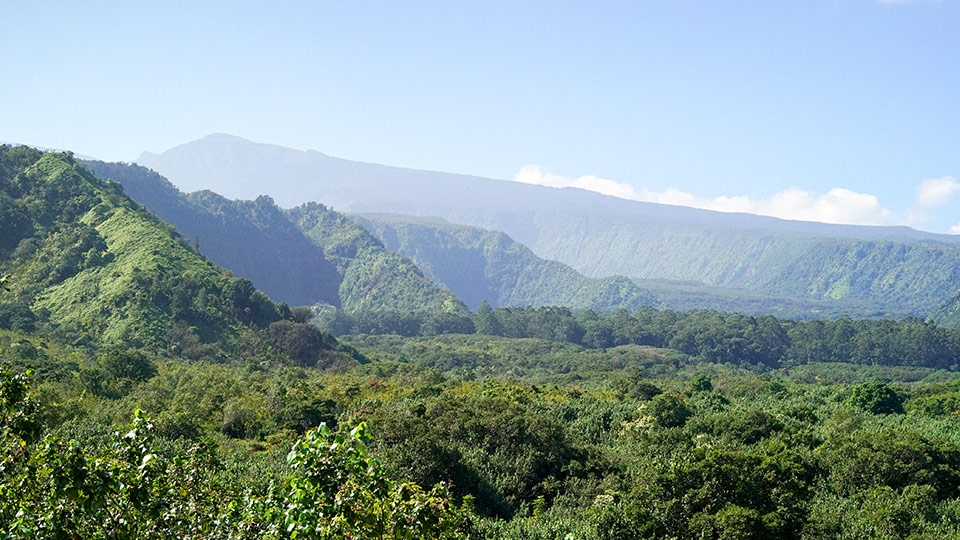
0;366;468;539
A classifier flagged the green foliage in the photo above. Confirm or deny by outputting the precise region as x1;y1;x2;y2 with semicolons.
846;381;905;414
334;306;960;374
0;368;470;539
342;333;688;385
612;370;663;400
594;440;816;539
474;300;503;336
98;349;157;383
289;202;468;313
817;426;960;499
644;392;693;428
268;320;337;367
691;374;714;392
279;422;465;538
0;302;36;332
9;320;960;538
0;364;41;446
369;380;585;519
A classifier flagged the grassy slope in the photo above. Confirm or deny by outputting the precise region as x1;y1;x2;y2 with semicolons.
83;161;342;308
36;204;240;347
1;148;273;350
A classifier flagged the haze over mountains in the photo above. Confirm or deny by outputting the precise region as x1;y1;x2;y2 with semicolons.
355;213;655;311
85;160;650;313
138;134;960;321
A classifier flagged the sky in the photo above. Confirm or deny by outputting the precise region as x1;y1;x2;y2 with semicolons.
2;1;959;232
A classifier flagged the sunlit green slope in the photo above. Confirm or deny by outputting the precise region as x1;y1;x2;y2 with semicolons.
0;146;286;350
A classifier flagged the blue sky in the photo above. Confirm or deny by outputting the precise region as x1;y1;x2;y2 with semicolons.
3;1;959;232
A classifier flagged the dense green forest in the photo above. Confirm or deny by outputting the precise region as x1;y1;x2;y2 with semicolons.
7;323;960;538
322;305;960;371
8;145;960;538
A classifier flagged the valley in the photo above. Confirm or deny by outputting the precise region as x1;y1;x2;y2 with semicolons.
4;142;960;538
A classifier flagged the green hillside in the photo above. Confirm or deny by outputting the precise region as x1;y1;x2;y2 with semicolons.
355;213;657;311
0;146;330;356
524;213;960;318
83;161;341;307
930;290;960;328
288;203;466;314
85;161;464;314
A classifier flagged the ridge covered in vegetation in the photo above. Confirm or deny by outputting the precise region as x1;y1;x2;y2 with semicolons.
0;146;354;366
356;213;656;311
85;160;466;314
139;133;960;320
289;202;467;314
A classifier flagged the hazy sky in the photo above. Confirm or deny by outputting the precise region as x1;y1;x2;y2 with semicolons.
3;1;959;232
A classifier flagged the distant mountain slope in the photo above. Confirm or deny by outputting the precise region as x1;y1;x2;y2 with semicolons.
84;161;465;314
138;134;960;319
287;203;466;313
85;159;340;307
0;146;289;350
354;213;656;311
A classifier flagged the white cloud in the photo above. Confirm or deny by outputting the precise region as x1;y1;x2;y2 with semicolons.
917;177;960;206
512;165;896;226
637;186;893;226
514;165;641;199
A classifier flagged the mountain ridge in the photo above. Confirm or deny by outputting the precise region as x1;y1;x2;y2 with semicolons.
0;146;293;352
354;213;657;311
137;134;960;320
137;134;958;245
83;160;465;314
86;160;660;313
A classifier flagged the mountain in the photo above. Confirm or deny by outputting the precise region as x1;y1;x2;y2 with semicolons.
84;160;341;307
0;146;291;350
83;161;465;314
354;213;655;311
88;160;654;314
286;202;466;313
138;134;960;320
355;214;892;319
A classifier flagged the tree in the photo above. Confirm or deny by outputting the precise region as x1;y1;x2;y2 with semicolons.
646;393;693;428
474;300;504;336
99;349;157;382
846;382;904;415
276;422;467;538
